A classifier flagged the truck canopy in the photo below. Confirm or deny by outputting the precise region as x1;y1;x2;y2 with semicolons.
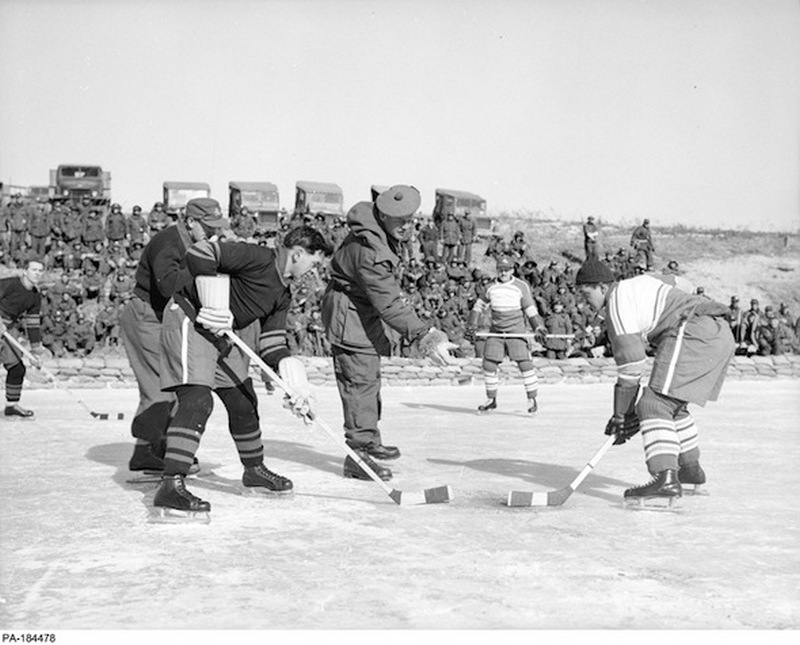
229;182;280;210
162;182;211;212
434;187;492;236
295;180;344;218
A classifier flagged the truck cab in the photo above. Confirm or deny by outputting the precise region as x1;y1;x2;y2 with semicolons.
162;182;211;215
433;188;492;237
228;181;281;235
294;181;344;225
49;165;111;207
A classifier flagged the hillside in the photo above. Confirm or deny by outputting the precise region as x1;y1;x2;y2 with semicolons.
483;215;800;314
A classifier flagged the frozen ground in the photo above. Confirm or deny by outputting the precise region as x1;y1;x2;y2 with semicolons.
0;380;798;631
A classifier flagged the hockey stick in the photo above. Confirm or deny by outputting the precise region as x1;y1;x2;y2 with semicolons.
506;434;616;507
2;331;124;420
223;330;452;506
476;332;575;339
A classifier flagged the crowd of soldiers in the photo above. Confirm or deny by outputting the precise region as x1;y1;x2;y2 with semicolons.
1;192;798;359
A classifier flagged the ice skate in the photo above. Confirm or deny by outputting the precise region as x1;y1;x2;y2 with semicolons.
150;474;211;524
678;462;708;496
129;443;165;472
4;403;33;418
477;398;497;413
344;451;392;481
527;397;538;415
623;469;682;511
242;463;294;496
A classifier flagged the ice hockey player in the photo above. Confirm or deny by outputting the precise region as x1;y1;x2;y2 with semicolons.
120;198;228;474
574;255;735;509
152;212;332;522
0;258;46;417
465;255;547;414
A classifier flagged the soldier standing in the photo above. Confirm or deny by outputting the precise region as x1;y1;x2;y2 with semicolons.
630;218;655;270
126;205;148;247
583;216;599;259
321;185;456;482
105;203;128;245
458;209;477;265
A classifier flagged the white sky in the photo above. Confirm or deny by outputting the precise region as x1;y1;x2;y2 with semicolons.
1;0;798;231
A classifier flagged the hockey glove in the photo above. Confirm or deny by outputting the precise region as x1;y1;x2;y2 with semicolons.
28;344;46;370
605;411;641;445
278;356;315;424
418;328;458;366
464;325;477;343
195;307;234;336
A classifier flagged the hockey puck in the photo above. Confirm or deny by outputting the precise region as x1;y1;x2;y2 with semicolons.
117;413;125;420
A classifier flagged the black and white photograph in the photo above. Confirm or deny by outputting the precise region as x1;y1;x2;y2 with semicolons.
0;0;798;642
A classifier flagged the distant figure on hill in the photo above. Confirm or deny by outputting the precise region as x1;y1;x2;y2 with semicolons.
582;216;599;259
630;218;655;271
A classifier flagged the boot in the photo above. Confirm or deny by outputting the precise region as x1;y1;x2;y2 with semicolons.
678;462;707;495
477;398;497;413
624;469;682;509
4;403;33;417
527;396;538;414
129;443;165;472
364;444;401;460
242;464;293;494
344;451;392;481
153;474;210;514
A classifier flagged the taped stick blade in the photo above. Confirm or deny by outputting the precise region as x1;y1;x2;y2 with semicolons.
394;485;453;506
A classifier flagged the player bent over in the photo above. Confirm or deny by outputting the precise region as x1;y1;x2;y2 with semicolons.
574;256;735;509
465;255;546;414
152;223;332;522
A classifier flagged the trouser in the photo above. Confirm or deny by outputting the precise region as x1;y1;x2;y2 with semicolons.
119;297;176;444
332;347;384;450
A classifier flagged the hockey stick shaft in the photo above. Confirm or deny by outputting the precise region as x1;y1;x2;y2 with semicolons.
476;332;575;339
2;331;103;418
222;331;399;498
565;433;616;492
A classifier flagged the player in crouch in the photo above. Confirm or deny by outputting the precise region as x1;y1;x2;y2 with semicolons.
153;214;332;522
574;255;735;509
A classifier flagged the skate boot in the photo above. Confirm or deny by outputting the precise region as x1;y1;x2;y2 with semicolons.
678;462;708;496
151;474;211;523
242;464;294;495
344;451;392;481
4;403;33;418
477;398;497;413
623;469;682;511
527;397;538;415
129;443;165;472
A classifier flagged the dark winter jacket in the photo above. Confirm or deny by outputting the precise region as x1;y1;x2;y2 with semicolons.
322;202;428;355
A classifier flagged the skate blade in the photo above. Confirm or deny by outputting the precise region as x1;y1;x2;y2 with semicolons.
623;496;682;512
682;484;709;496
240;486;295;498
148;507;211;524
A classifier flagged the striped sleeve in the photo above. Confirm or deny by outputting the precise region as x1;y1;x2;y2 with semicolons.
185;239;221;276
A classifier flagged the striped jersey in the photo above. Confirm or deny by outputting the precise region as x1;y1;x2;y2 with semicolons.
604;273;697;383
472;276;539;333
180;239;292;370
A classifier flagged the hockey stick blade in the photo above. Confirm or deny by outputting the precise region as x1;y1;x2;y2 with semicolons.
506;434;616;508
223;330;453;507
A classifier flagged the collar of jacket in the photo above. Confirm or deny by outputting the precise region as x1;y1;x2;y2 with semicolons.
346;201;398;265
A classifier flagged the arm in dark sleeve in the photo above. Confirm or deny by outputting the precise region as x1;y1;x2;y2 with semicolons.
353;251;428;341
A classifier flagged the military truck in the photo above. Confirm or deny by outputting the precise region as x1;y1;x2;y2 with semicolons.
294;181;344;224
162;181;211;215
433;188;492;237
228;181;282;234
49;164;111;208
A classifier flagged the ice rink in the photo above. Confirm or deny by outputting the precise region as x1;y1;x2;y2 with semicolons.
0;379;798;632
